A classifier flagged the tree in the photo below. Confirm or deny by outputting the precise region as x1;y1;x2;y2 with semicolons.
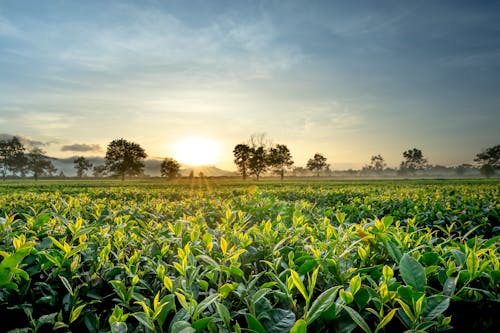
233;144;252;180
248;146;267;180
268;144;294;181
26;147;55;180
474;145;500;178
455;163;473;177
73;156;93;178
92;165;107;177
306;153;328;176
399;148;428;175
370;154;386;172
0;136;25;181
104;139;147;180
161;157;180;180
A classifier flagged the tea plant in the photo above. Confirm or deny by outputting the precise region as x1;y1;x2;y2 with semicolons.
0;180;498;332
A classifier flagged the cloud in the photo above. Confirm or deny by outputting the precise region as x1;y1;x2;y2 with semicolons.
0;133;48;147
61;143;101;152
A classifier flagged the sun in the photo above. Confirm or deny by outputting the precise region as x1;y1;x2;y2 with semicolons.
172;137;220;166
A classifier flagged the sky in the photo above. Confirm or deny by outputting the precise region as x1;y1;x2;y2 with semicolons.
1;0;499;170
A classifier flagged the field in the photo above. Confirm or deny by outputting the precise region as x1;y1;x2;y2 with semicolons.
0;179;499;333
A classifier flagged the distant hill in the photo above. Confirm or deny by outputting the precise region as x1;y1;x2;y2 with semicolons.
53;156;236;177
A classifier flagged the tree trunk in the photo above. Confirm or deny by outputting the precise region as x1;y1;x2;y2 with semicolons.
280;169;284;181
121;172;125;181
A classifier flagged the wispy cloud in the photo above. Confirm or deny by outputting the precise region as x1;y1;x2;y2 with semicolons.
0;133;49;148
61;143;101;152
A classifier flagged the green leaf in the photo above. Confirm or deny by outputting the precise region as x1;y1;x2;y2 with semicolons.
132;312;154;331
111;322;128;333
171;321;195;333
245;314;266;333
215;302;231;328
192;317;213;333
290;270;308;301
0;246;31;289
193;294;218;318
306;286;340;324
422;295;450;321
69;304;86;324
298;260;317;275
37;313;58;325
349;274;361;295
337;304;372;333
399;253;426;292
261;309;296;333
443;276;457;296
290;319;307;333
375;308;398;333
219;283;238;299
252;288;270;306
59;276;73;296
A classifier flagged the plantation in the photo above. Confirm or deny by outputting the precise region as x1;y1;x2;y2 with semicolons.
0;179;499;332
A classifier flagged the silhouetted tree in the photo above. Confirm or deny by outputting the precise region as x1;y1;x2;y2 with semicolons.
455;163;474;177
248;146;268;180
474;145;500;178
370;154;386;172
292;166;308;177
26;147;55;180
399;148;428;175
92;165;107;177
0;136;25;181
268;144;294;181
105;138;147;180
307;153;328;176
10;153;28;177
73;156;93;178
161;157;180;180
233;144;252;180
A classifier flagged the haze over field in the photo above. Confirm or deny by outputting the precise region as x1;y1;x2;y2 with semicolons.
1;0;499;170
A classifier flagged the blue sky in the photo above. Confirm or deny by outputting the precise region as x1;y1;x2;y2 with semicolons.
1;0;499;169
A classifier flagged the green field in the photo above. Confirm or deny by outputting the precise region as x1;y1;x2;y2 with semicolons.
0;179;499;332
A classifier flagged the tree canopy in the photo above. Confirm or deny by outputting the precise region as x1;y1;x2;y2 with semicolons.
161;157;181;180
0;136;25;181
268;144;294;180
73;156;93;178
26;147;56;180
306;153;328;176
475;145;500;177
400;148;428;174
233;144;252;180
105;139;147;180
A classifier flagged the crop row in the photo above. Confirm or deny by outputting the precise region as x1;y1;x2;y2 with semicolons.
0;181;499;332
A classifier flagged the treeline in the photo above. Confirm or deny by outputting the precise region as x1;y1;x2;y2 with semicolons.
0;138;181;181
0;135;499;180
231;135;500;180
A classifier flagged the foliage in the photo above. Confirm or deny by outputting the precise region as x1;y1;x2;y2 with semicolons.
248;146;268;181
306;153;329;176
26;147;56;181
399;148;428;175
268;144;294;181
233;144;252;180
370;155;386;172
0;136;26;181
161;158;181;180
0;180;498;332
73;156;93;178
105;139;147;180
475;145;500;177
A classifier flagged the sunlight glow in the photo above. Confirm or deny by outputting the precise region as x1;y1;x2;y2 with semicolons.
172;137;220;166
